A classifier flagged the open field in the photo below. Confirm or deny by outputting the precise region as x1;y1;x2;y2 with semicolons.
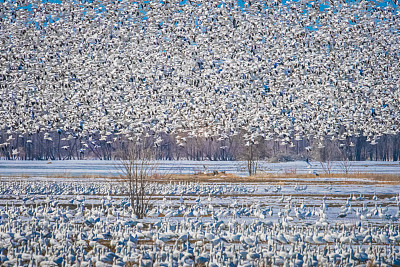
0;169;400;266
2;171;400;185
1;160;399;177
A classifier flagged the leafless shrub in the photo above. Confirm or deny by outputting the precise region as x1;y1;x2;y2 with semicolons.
243;142;261;176
320;161;333;176
118;146;156;219
284;168;298;175
339;160;353;174
247;157;259;176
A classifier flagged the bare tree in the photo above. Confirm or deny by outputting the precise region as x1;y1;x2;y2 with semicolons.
245;142;259;176
320;161;334;176
119;146;155;219
339;147;354;175
339;160;353;175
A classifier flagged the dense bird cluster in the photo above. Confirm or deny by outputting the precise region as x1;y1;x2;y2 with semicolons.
0;181;256;196
1;0;400;150
0;180;400;266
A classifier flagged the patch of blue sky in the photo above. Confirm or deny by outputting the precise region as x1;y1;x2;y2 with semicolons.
17;3;32;11
305;25;318;31
43;0;62;3
319;2;329;11
4;0;399;30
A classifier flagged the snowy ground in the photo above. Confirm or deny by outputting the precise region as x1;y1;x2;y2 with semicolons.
1;178;399;226
0;160;399;177
0;165;399;266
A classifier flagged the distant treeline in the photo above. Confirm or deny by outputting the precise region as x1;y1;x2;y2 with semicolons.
0;131;399;162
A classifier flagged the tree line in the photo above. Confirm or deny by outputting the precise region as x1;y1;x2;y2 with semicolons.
1;130;399;162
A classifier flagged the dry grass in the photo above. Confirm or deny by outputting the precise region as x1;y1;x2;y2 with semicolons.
144;172;400;184
1;170;399;184
0;173;115;181
46;173;112;179
251;172;400;182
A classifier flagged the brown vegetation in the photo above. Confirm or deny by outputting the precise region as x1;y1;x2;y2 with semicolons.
2;171;399;184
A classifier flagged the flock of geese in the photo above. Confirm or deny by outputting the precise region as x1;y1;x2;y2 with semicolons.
0;180;400;266
1;0;400;150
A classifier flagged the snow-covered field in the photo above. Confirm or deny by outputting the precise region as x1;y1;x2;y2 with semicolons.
0;160;399;177
0;167;400;266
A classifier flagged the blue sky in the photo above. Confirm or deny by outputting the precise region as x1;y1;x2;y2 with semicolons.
2;0;398;30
